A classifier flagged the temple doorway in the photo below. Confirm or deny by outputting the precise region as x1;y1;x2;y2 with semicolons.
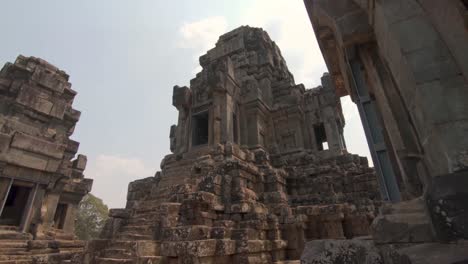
0;182;32;227
192;111;209;146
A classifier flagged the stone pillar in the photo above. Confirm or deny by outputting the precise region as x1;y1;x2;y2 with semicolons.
172;85;191;153
212;93;223;146
244;107;261;147
0;177;13;216
323;114;343;152
36;192;60;239
20;183;39;233
214;92;232;144
304;110;320;151
63;203;78;234
29;187;46;236
175;109;189;153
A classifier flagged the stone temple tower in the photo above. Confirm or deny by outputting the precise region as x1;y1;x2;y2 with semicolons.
0;55;92;262
170;26;346;157
91;26;380;264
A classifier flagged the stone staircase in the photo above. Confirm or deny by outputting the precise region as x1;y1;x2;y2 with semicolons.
95;241;135;263
97;190;295;263
0;226;85;263
95;240;164;264
0;226;33;263
117;211;155;241
371;197;433;244
116;202;182;241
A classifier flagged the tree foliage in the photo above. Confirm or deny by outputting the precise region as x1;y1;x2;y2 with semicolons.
75;193;109;240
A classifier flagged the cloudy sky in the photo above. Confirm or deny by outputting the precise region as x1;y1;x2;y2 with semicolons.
0;0;370;208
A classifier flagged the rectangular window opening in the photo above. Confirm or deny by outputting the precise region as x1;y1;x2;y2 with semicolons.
322;142;329;150
314;123;328;151
192;111;209;146
0;185;32;226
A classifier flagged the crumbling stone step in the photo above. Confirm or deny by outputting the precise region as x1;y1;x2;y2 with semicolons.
0;226;19;232
0;241;28;248
117;233;153;240
95;257;133;264
134;207;161;214
55;239;86;248
131;214;164;221
120;224;154;233
102;248;133;259
0;260;32;264
0;231;32;240
139;256;165;263
0;254;31;260
0;247;31;255
108;241;137;249
0;255;33;264
54;232;75;240
126;218;155;225
128;213;157;219
372;198;433;244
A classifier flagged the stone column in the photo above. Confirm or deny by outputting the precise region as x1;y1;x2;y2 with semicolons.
172;85;191;153
247;113;260;146
29;187;45;237
0;177;13;217
212;93;223;145
176;109;190;153
63;203;78;234
20;183;39;233
35;192;60;239
323;113;343;152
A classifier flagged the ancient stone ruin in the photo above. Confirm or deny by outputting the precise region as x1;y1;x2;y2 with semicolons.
1;0;468;263
83;26;381;263
0;56;92;263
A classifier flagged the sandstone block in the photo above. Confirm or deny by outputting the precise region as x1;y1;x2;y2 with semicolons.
172;85;191;109
73;154;87;170
11;132;65;159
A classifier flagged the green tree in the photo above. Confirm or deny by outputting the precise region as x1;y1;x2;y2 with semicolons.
75;193;109;240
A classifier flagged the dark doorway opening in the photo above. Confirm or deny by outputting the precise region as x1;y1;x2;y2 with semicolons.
192;111;209;146
0;185;31;226
53;203;68;230
314;123;328;151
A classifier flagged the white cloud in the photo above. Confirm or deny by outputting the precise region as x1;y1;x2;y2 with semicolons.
85;154;154;208
178;16;228;76
179;16;228;53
